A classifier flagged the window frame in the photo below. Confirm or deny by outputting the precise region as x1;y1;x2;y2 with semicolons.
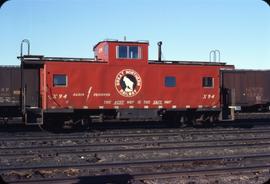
117;45;128;58
129;46;139;59
53;74;68;87
116;45;141;59
202;77;214;88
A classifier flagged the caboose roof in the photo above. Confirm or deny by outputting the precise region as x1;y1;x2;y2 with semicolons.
149;60;228;66
18;40;230;67
20;55;229;67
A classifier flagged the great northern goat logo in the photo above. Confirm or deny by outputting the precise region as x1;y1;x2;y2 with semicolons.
115;69;142;97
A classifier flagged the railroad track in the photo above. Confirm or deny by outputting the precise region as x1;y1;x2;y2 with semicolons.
1;135;270;172
6;165;270;184
2;153;270;184
1;130;270;152
2;127;270;141
1;123;270;183
1;118;270;137
1;136;270;157
2;152;270;171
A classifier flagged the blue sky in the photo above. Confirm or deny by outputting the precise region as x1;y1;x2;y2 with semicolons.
0;0;269;69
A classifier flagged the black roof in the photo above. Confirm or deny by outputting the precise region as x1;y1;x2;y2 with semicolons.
149;60;227;66
19;55;229;66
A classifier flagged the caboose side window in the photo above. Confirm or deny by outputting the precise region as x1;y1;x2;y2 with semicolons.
53;74;67;87
116;45;141;59
165;76;176;87
202;77;214;88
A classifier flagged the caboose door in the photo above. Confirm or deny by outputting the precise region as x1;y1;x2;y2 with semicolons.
23;68;40;108
21;56;44;125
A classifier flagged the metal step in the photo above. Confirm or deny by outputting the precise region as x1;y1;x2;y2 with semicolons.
25;108;43;125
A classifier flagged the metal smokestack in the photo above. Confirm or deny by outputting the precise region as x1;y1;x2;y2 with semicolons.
157;41;162;62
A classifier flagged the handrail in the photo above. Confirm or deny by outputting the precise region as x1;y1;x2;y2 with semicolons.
209;49;221;62
20;39;30;116
20;39;30;57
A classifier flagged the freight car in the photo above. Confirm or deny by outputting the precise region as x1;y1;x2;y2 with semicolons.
18;39;235;127
1;39;269;127
221;70;270;120
0;66;21;121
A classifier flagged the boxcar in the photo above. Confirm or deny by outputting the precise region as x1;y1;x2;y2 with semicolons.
221;70;270;120
0;66;21;119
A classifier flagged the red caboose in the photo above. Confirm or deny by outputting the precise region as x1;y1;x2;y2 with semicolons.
20;40;233;126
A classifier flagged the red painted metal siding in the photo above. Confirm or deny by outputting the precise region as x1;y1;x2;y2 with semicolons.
41;61;225;110
94;42;109;62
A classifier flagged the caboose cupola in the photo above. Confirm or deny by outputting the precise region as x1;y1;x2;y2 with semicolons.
93;40;149;64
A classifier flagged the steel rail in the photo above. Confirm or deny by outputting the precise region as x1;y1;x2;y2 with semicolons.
3;156;270;184
1;138;270;158
3;124;270;137
1;135;270;152
1;152;270;171
2;128;270;141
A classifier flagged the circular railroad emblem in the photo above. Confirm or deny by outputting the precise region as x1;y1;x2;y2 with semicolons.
115;69;142;97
